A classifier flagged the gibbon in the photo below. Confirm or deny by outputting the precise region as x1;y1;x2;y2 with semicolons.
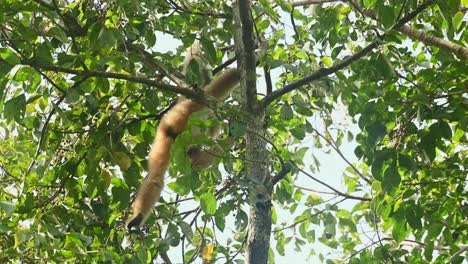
182;40;234;170
127;42;239;228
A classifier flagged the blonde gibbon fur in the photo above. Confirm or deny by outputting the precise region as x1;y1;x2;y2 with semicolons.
182;40;234;170
127;42;239;228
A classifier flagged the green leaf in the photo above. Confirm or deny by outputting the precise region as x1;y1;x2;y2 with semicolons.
235;209;248;230
437;1;459;29
0;59;13;76
392;219;408;243
280;105;294;120
200;193;217;215
200;37;218;65
405;203;422;230
378;6;395;29
292;95;313;116
398;154;415;171
48;27;69;43
259;0;280;20
375;54;394;78
371;181;381;191
424;240;434;261
428;223;443;239
366;122;387;145
178;221;193;241
37;44;53;63
88;22;102;47
167;176;191;195
91;202;108;220
111;186;130;207
215;213;225;231
436;121;452;139
98;26;118;51
229;120;247;138
112;152;131;171
363;0;377;8
185;59;201;85
290;127;305;140
257;19;270;31
0;201;15;214
145;30;156;48
382;163;400;193
299;221;309;238
420;136;436;162
452;11;464;30
14;228;30;248
0;48;20;65
3;94;26;122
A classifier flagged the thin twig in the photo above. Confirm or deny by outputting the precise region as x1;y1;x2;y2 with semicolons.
273;197;346;232
293;164;371;201
312;126;371;184
26;77;89;176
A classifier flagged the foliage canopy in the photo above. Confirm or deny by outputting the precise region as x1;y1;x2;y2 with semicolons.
0;0;466;263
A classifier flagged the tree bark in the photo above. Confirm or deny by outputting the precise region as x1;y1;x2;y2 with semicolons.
233;1;273;263
244;123;272;264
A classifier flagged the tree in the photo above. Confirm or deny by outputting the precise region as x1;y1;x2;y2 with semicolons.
0;0;466;263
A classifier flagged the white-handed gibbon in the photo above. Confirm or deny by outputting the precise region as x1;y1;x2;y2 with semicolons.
127;41;239;228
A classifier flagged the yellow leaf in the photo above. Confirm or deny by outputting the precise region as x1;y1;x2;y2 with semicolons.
101;169;112;189
201;243;215;261
14;228;30;248
320;56;332;67
309;194;320;200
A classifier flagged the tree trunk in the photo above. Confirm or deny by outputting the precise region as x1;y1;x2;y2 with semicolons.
233;1;273;263
244;119;272;264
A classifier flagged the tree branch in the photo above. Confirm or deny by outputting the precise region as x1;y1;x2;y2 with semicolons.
234;0;258;113
397;25;468;59
347;0;468;59
294;163;371;201
261;0;439;108
124;43;186;87
159;252;172;264
26;76;89;176
449;245;468;263
271;163;292;185
30;0;93;37
261;41;379;107
20;61;229;110
293;0;467;58
317;126;371;184
291;0;341;6
273;197;347;232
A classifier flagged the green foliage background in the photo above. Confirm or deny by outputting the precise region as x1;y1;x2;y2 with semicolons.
0;0;466;263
